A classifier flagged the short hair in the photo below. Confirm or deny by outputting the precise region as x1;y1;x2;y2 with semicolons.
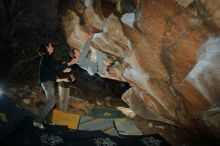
69;48;79;58
38;42;50;56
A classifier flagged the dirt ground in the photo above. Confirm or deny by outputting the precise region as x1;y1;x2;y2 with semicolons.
2;70;220;146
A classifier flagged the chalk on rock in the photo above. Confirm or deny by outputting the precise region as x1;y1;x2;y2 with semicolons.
116;106;136;118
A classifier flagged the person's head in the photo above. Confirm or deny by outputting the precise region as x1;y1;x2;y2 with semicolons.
38;42;54;56
69;48;80;58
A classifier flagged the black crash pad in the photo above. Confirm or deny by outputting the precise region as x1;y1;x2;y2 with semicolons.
0;94;39;141
1;118;170;146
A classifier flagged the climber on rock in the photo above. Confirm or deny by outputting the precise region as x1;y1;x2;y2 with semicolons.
69;41;110;76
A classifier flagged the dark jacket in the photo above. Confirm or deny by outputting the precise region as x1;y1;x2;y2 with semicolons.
39;53;68;82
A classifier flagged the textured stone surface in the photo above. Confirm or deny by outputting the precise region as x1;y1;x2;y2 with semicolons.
59;0;220;135
175;0;194;7
62;10;89;49
85;5;104;30
92;14;130;58
200;0;220;29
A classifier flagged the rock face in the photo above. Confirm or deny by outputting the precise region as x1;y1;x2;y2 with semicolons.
59;0;220;135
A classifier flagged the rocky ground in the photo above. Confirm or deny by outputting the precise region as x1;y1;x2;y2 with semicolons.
2;81;126;116
1;67;219;146
0;80;190;146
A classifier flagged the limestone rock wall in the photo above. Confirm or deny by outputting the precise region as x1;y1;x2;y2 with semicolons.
59;0;220;134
